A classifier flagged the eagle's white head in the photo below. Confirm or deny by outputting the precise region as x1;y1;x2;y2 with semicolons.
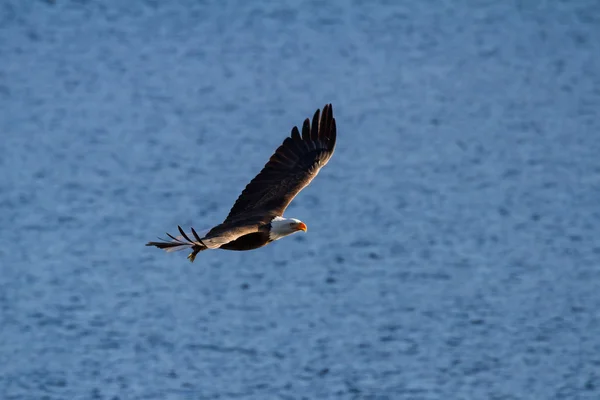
269;216;307;241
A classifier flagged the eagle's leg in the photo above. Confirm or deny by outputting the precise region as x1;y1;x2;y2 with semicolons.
187;244;205;262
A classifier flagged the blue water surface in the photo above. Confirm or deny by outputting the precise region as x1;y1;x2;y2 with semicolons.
1;1;599;399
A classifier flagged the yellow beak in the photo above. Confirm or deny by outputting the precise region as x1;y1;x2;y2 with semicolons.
297;222;307;232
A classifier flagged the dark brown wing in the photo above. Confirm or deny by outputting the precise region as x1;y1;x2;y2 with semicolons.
223;103;337;223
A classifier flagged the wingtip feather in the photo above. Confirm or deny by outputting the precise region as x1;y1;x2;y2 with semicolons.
311;108;320;140
301;118;311;140
291;126;301;141
178;226;194;243
329;118;337;151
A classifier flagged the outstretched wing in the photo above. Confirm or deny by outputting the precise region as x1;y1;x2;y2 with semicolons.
224;103;337;223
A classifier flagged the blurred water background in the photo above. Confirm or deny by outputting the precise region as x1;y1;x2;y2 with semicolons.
1;1;599;399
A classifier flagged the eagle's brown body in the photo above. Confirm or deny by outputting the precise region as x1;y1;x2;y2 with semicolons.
218;230;271;251
146;104;337;261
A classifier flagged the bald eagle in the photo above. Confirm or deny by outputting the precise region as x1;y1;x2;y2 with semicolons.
146;104;337;262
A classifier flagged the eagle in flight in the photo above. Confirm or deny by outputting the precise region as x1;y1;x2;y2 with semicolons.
146;104;337;262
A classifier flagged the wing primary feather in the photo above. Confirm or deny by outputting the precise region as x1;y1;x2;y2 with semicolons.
166;232;182;242
301;118;311;141
291;126;301;141
191;227;202;242
321;104;331;138
328;104;334;134
320;104;327;132
310;108;320;140
178;226;194;243
302;118;317;150
166;232;179;242
329;119;337;150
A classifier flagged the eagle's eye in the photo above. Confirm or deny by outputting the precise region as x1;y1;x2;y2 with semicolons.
289;222;295;228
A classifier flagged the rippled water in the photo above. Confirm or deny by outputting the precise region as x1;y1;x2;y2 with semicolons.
1;1;599;399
